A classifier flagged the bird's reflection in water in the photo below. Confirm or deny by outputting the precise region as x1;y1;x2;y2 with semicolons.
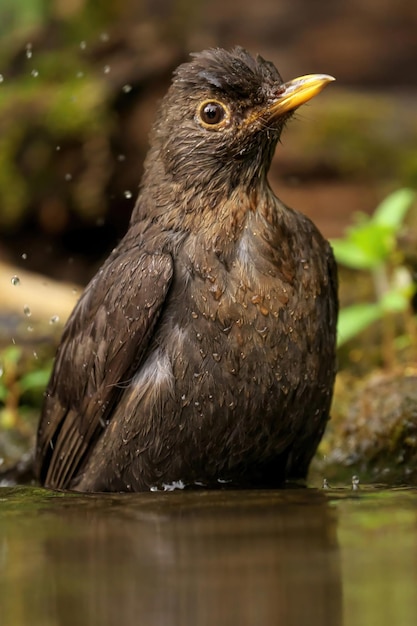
0;488;341;626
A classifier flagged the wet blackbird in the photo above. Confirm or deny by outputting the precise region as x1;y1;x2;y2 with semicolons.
36;47;338;492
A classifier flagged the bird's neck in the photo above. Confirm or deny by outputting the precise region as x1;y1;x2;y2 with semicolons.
132;156;279;247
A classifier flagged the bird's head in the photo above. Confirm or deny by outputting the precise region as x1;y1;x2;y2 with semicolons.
143;47;334;200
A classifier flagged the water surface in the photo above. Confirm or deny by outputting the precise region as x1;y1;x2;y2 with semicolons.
1;486;416;626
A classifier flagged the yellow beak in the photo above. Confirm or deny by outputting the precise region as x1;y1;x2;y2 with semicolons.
266;74;335;120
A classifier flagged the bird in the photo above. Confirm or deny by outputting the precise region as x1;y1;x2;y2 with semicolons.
35;47;338;492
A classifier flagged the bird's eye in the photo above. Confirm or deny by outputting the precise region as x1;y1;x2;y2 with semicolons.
198;100;229;128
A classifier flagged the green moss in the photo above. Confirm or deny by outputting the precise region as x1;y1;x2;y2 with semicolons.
0;58;110;228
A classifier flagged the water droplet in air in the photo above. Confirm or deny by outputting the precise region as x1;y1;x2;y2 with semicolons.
23;305;31;317
122;84;132;93
76;71;84;78
80;41;87;50
21;253;27;260
103;65;111;74
65;173;72;181
49;315;60;324
56;145;61;151
11;275;20;286
124;190;132;199
31;69;39;78
27;325;34;332
322;478;330;489
26;43;33;59
0;75;4;83
100;32;109;42
117;154;126;162
351;475;360;491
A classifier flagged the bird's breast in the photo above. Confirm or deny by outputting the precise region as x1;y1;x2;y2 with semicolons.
176;222;309;333
161;219;330;392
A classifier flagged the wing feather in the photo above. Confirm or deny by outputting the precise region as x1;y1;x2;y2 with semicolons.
36;248;173;489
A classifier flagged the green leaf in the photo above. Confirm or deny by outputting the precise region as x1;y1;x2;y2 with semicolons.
372;188;415;229
337;303;382;346
19;368;52;394
380;289;409;313
331;238;375;269
349;222;393;265
331;188;416;270
331;227;390;270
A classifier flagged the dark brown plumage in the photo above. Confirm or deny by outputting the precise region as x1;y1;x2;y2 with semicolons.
36;47;338;492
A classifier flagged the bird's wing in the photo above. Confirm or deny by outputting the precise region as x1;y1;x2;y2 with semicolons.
36;247;173;489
